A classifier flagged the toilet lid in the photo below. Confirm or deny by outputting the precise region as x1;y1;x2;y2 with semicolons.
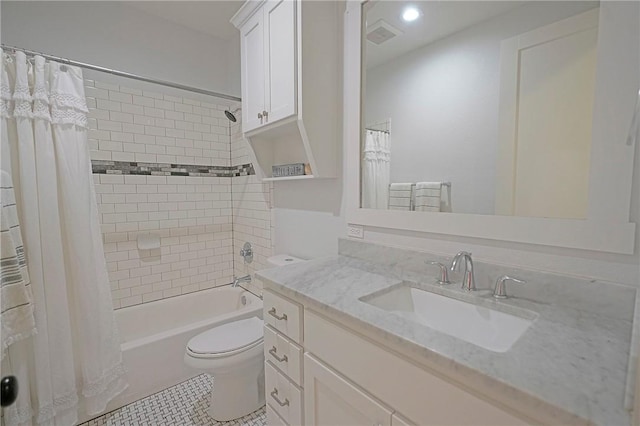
187;317;263;355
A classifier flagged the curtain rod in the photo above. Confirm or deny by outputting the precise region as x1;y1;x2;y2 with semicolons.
1;44;241;102
365;127;389;134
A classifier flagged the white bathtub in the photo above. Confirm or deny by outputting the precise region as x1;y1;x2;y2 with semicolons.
90;286;263;421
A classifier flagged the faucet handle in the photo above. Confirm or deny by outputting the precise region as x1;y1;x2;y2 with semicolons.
427;261;451;285
493;275;526;299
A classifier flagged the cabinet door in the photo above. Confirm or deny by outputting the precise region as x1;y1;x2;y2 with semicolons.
240;10;266;133
304;353;392;426
263;0;297;125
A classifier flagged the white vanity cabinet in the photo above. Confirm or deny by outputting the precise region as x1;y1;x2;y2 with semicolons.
304;310;530;426
238;0;296;133
231;0;340;180
263;286;542;425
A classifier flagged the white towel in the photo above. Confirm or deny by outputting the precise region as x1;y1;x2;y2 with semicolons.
1;170;36;359
388;183;414;210
414;182;442;212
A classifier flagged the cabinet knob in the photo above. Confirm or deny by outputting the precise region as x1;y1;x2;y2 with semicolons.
263;110;269;119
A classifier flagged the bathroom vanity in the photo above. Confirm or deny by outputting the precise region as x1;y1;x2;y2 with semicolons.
258;239;636;425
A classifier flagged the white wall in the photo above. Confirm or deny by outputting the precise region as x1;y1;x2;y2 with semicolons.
0;1;240;97
273;208;343;260
272;178;345;259
364;1;597;215
227;34;242;97
273;0;640;288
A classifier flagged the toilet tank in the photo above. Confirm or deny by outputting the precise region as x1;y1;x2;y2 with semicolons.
267;254;306;267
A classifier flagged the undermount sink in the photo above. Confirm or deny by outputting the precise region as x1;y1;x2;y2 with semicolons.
361;285;536;353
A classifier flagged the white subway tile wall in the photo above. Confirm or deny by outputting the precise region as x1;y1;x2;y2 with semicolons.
86;81;231;166
230;121;274;294
85;79;272;308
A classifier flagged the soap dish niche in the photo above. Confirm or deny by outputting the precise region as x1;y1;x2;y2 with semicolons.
137;233;160;251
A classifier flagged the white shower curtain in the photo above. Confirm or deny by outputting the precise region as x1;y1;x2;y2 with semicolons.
0;51;126;425
362;129;390;209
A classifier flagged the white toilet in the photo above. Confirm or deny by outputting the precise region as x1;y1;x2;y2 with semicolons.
184;254;305;421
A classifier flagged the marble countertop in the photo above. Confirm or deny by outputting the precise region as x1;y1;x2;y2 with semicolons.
257;254;636;426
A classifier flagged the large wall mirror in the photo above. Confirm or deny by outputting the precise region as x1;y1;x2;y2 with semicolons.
345;0;638;253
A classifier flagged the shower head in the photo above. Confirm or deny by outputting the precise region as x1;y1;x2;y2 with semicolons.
224;110;237;122
224;107;241;122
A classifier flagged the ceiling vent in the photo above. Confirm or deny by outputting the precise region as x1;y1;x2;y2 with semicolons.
366;19;403;45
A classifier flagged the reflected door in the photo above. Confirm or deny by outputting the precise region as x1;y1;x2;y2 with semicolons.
495;8;598;218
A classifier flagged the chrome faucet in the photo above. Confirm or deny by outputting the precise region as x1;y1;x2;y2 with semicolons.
232;274;251;288
450;251;476;291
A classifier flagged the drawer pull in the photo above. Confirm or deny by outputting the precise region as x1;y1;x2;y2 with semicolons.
268;308;288;321
270;388;289;407
269;346;288;363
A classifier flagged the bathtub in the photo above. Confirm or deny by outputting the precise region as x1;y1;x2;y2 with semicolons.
93;286;263;420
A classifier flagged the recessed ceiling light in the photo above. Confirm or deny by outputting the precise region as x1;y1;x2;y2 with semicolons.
402;7;421;22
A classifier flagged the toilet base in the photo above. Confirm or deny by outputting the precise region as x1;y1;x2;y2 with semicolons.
207;361;265;421
183;321;265;422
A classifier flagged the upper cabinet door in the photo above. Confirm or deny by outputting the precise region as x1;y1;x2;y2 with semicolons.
264;0;297;125
240;10;266;133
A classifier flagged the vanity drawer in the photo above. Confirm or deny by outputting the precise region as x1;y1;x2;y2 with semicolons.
265;325;303;385
264;289;302;343
267;403;288;426
266;361;303;425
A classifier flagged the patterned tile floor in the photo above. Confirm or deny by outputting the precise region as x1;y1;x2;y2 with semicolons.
81;374;266;426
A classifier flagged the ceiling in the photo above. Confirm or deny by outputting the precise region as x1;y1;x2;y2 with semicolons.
364;1;526;68
125;1;243;41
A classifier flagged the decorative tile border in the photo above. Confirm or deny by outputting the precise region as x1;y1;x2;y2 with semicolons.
232;163;255;177
91;160;255;178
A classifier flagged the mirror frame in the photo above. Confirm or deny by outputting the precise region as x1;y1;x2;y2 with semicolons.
344;1;637;254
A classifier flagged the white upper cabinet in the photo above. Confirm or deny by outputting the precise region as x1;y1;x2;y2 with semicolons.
231;0;340;180
240;0;296;133
264;0;296;126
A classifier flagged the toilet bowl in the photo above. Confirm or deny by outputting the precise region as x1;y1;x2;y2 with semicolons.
184;316;265;421
184;254;306;421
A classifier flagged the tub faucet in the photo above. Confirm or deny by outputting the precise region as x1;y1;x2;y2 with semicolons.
450;251;476;291
232;275;251;288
